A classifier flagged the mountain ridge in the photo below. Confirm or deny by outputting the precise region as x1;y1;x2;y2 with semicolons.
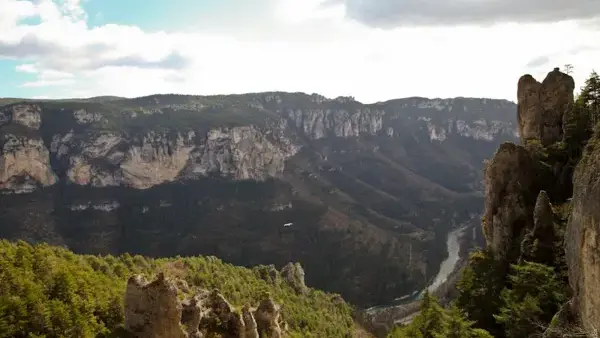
0;92;517;307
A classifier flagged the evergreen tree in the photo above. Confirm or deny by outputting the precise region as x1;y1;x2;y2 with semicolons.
577;70;600;128
387;293;493;338
434;305;477;338
456;250;504;336
494;262;568;338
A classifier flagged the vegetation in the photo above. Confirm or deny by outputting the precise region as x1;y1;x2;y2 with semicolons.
387;292;492;338
0;240;354;338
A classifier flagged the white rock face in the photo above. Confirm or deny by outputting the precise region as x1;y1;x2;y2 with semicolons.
185;125;299;180
0;134;57;191
82;133;122;158
13;105;42;129
0;104;43;129
53;126;299;188
69;201;120;212
417;116;516;142
60;131;195;189
287;108;384;139
120;131;196;189
74;109;105;124
0;98;518;193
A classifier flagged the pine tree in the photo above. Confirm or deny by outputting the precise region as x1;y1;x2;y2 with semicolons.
434;305;474;338
494;262;568;338
577;70;600;128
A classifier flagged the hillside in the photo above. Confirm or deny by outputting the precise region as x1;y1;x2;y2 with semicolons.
0;92;517;307
0;239;357;337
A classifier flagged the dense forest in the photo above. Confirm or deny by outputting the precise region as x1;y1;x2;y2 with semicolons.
0;240;355;337
388;69;600;337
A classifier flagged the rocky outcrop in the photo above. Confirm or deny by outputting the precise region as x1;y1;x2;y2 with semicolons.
0;104;42;129
280;262;308;295
124;273;285;338
254;296;283;338
482;142;539;259
519;191;557;264
484;68;575;260
124;274;186;338
517;68;575;145
48;126;299;189
184;126;299;181
566;133;600;334
0;104;57;192
0;135;57;192
285;108;384;139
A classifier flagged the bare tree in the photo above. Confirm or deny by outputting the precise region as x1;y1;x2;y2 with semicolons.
564;64;574;75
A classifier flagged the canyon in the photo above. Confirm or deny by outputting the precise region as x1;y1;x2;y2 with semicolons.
0;93;516;307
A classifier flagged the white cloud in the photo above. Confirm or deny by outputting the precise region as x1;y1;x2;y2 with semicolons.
326;0;600;27
20;78;75;88
1;0;599;102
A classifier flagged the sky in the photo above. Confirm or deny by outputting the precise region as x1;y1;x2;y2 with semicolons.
1;0;600;103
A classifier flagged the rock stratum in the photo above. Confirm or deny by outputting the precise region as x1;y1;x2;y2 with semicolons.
0;93;517;307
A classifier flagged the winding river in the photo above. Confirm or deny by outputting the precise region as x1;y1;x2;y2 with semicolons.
426;226;465;293
366;226;466;313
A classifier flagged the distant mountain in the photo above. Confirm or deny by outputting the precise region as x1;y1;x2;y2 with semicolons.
0;92;517;307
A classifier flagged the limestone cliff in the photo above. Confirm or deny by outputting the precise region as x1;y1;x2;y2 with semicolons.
51;126;299;189
566;131;600;334
124;273;284;338
517;67;575;145
0;135;57;193
0;104;57;193
482;143;538;260
484;68;574;260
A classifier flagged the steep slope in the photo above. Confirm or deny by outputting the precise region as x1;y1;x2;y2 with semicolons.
0;93;517;307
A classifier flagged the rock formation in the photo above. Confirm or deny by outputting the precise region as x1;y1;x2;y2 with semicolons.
0;104;57;192
124;273;285;338
254;296;283;338
484;68;574;260
482;142;539;259
519;191;557;264
280;262;308;295
566;131;600;334
124;273;186;338
517;67;575;145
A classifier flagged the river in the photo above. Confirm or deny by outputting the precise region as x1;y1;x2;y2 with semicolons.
365;226;466;313
426;226;465;293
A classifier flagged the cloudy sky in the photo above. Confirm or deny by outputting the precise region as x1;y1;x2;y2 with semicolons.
1;0;599;103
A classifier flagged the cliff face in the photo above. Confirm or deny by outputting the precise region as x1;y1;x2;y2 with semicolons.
484;68;574;261
517;68;575;146
567;131;600;334
51;125;298;189
0;93;517;307
0;105;57;193
483;142;538;260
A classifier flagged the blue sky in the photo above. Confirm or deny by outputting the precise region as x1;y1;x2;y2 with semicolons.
1;0;599;102
83;0;240;30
